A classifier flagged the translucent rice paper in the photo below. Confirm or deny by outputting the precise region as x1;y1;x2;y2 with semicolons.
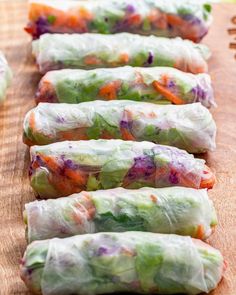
29;139;215;199
35;67;215;108
26;0;212;42
32;33;211;74
25;186;217;242
0;52;12;103
20;232;225;295
23;101;216;153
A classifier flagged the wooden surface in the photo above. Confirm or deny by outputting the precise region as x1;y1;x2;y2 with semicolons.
0;2;236;294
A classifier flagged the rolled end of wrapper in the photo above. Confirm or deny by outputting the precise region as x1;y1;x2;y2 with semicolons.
192;239;226;290
20;240;47;295
35;74;58;104
200;165;216;189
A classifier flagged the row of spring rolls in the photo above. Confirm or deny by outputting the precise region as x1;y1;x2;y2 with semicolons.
26;0;212;42
21;2;225;294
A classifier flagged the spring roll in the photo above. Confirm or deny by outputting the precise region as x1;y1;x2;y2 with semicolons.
32;33;210;74
23;101;216;153
35;67;215;108
24;186;217;242
0;52;12;103
26;0;212;42
29;139;216;198
20;232;225;295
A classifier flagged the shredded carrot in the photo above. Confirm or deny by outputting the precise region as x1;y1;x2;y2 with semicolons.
148;10;159;22
121;247;135;256
200;165;216;189
161;74;169;86
155;166;168;180
84;56;102;66
31;161;40;170
166;14;184;26
120;53;129;64
60;129;88;141
127;14;142;26
78;7;93;20
67;14;80;27
23;137;34;146
29;3;52;20
101;131;114;139
64;169;87;185
150;194;157;203
148;10;167;29
120;128;136;141
39;154;61;172
196;224;205;239
178;173;196;188
194;65;208;74
49;173;82;196
152;81;185;105
29;112;36;131
24;25;36;36
75;192;96;220
99;80;122;100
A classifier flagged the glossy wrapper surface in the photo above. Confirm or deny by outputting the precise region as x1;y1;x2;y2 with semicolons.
29;139;215;198
24;186;217;242
26;0;212;42
23;101;216;153
35;67;215;107
32;33;211;74
20;232;225;295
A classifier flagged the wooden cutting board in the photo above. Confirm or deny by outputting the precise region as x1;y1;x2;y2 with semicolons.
0;1;236;294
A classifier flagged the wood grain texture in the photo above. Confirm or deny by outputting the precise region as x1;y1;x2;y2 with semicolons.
0;2;236;294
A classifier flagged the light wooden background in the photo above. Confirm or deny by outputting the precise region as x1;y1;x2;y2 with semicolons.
0;1;236;294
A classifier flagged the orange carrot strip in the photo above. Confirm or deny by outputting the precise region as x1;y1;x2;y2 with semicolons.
101;131;114;139
84;56;102;66
127;14;142;26
60;129;88;141
152;81;185;105
64;169;87;185
120;128;136;141
29;112;36;131
78;7;93;20
161;74;169;86
150;194;157;203
120;53;129;63
99;80;122;100
196;224;205;239
200;165;216;189
166;14;185;26
39;154;61;172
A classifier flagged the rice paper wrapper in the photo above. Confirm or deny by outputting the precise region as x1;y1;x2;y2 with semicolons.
32;33;211;74
20;232;225;295
23;101;216;153
25;186;217;242
29;139;215;198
